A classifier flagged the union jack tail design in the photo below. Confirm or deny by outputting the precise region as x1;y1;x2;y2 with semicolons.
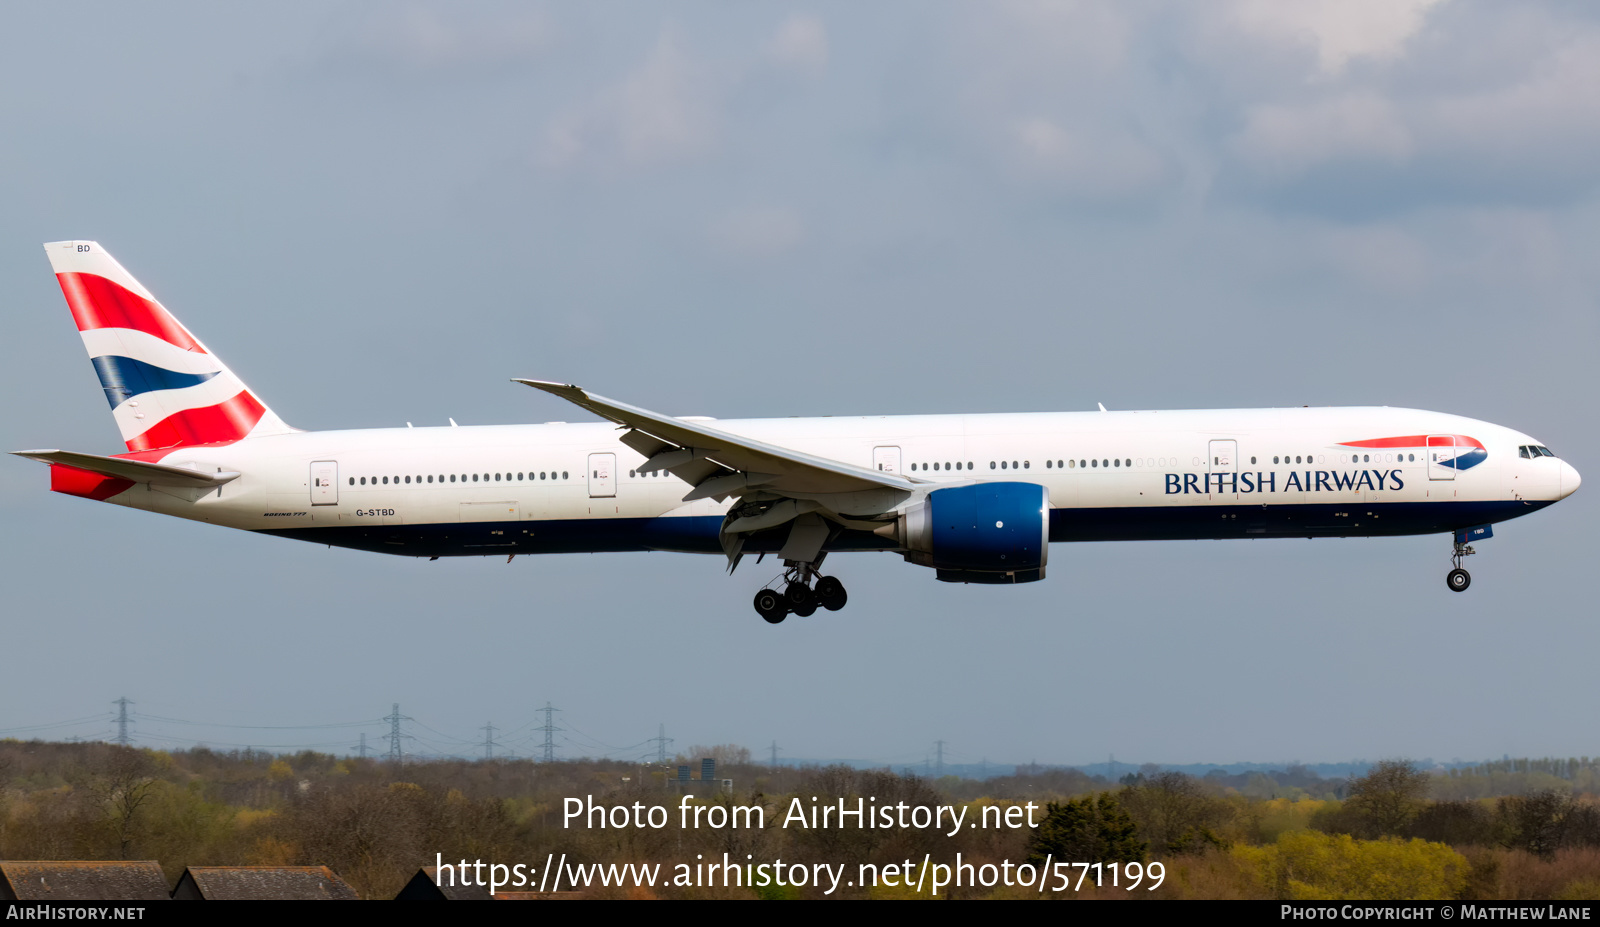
44;241;296;452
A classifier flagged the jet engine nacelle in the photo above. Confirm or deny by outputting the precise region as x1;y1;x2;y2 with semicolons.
881;482;1050;584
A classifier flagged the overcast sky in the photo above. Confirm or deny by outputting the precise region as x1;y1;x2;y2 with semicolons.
2;1;1595;769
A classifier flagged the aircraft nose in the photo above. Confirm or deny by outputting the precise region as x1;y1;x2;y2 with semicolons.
1560;460;1581;499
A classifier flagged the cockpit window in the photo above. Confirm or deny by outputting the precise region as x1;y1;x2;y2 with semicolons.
1520;446;1532;459
1538;446;1557;458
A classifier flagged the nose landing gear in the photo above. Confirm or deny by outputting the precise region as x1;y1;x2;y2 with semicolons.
752;561;849;623
1447;539;1475;592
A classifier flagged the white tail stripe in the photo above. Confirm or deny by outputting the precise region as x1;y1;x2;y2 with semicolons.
80;328;223;376
111;373;256;436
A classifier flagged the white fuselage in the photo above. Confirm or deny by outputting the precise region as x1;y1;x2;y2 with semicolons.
91;405;1576;558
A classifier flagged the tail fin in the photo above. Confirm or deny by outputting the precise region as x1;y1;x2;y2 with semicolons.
44;241;296;452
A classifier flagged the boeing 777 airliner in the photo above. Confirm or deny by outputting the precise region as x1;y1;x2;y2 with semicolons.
15;242;1581;623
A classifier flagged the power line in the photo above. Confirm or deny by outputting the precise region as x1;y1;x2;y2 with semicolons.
0;716;110;735
136;712;377;730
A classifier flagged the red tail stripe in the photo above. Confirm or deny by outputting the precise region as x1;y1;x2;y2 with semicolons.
56;272;204;352
124;392;267;452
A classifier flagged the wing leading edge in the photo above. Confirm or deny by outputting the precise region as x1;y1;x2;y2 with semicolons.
514;379;928;570
514;379;919;499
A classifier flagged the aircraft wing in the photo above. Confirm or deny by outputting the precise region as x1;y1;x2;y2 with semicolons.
514;379;920;502
12;449;240;488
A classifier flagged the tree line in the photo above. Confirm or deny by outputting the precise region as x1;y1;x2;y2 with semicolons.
2;741;1597;899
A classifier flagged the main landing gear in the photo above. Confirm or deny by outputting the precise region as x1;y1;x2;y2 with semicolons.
1447;538;1475;593
753;562;848;624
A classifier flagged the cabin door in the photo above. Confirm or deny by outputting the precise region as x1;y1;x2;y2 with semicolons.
587;453;616;498
310;460;339;505
1208;440;1238;500
1428;435;1457;481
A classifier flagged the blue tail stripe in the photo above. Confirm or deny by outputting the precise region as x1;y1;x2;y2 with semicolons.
90;355;220;408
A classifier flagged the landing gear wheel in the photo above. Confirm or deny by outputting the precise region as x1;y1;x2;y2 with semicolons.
815;576;848;611
754;589;788;624
792;601;817;617
784;581;816;611
1447;568;1471;592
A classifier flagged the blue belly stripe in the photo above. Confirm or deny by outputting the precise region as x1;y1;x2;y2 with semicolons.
254;499;1551;559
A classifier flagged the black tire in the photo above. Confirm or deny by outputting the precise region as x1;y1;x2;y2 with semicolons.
1447;568;1471;592
784;581;815;610
815;576;848;611
754;589;787;624
792;601;817;617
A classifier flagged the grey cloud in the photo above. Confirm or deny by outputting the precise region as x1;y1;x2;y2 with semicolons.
317;2;556;77
768;14;829;74
708;206;806;259
544;30;722;169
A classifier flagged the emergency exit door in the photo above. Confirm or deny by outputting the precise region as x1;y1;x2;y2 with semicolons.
310;460;339;505
588;453;616;498
1208;440;1238;499
873;446;902;474
1428;435;1457;480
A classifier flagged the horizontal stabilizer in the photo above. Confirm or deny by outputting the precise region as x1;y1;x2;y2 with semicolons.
12;449;239;488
